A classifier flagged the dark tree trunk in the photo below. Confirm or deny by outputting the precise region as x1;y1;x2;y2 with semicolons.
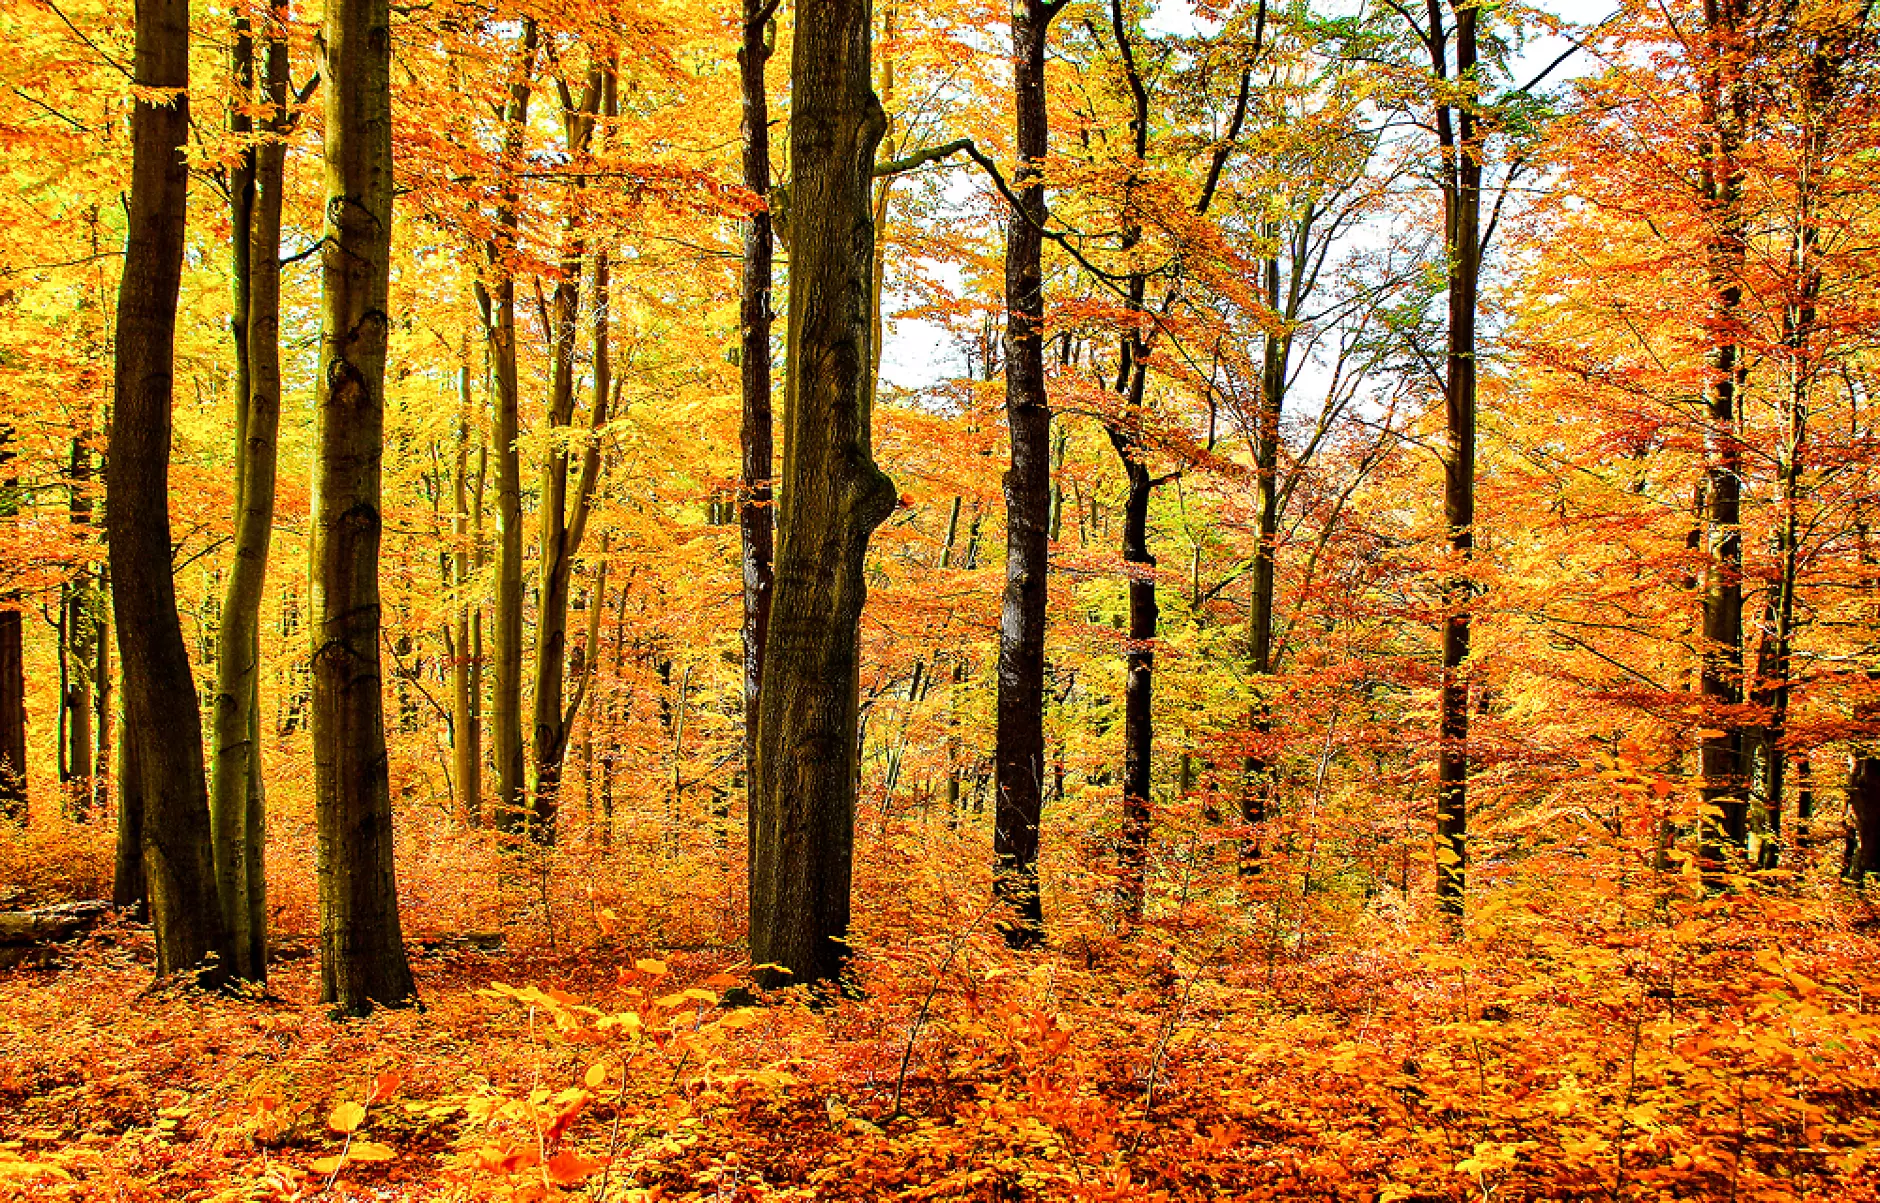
1429;0;1480;918
992;0;1060;947
108;0;228;982
1112;422;1159;925
749;0;896;991
0;605;23;820
1240;250;1285;872
312;0;415;1014
739;0;778;878
1696;0;1748;862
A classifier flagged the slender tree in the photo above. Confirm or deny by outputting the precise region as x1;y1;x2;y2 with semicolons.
749;0;898;990
311;0;416;1013
211;2;292;984
739;0;780;873
108;0;227;979
991;0;1068;946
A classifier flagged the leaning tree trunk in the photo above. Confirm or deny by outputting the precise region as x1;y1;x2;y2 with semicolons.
1432;0;1480;918
311;0;415;1014
108;0;227;981
749;0;897;991
991;0;1058;948
738;0;778;874
211;12;288;985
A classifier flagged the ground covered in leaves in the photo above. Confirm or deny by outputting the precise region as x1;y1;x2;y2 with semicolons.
3;819;1880;1202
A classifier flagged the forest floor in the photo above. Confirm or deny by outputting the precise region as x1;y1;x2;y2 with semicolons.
3;812;1880;1202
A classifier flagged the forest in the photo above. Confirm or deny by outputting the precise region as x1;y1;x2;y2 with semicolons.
0;0;1878;1192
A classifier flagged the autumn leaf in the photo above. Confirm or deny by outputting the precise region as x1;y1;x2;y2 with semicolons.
328;1101;367;1134
545;1149;609;1185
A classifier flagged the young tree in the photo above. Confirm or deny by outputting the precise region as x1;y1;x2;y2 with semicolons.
211;2;293;985
312;0;416;1013
749;0;898;990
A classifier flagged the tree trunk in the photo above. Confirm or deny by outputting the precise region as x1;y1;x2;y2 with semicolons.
211;12;288;985
1240;248;1285;872
450;362;483;825
476;21;537;837
311;0;416;1014
107;0;227;982
749;0;896;991
61;433;99;820
1431;0;1480;918
739;0;778;875
1696;0;1748;863
0;605;23;820
992;0;1058;947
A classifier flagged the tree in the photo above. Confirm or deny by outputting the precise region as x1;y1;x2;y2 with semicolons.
211;1;295;985
739;0;779;875
311;0;416;1013
107;0;227;981
749;0;898;991
990;0;1066;948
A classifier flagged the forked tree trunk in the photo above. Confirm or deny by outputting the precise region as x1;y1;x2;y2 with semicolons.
749;0;897;991
477;21;537;836
992;0;1060;948
108;0;227;981
212;10;289;985
312;0;416;1013
739;0;778;874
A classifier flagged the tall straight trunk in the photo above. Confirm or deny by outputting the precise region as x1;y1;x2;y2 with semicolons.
112;714;146;909
450;361;482;824
312;0;415;1013
749;0;896;990
738;0;778;856
1696;0;1748;860
1240;247;1285;871
108;0;227;979
212;12;288;985
1430;0;1480;917
476;21;537;836
992;0;1061;947
529;70;610;841
61;433;98;819
0;601;23;818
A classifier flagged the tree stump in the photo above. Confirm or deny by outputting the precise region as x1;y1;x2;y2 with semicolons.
0;901;112;969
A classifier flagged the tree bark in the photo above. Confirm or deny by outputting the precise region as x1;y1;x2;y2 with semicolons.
1430;0;1480;918
992;0;1060;947
312;0;416;1014
211;10;289;985
107;0;228;982
476;21;537;837
450;360;483;825
749;0;896;991
1696;0;1748;863
739;0;779;882
529;69;611;841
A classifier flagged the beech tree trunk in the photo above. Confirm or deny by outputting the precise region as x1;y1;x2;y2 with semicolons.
529;70;611;841
739;0;778;871
312;0;416;1013
1430;0;1480;917
1240;249;1286;872
992;0;1059;947
476;21;537;836
1696;0;1748;862
211;12;288;985
108;0;227;980
449;363;483;825
749;0;896;991
60;431;100;820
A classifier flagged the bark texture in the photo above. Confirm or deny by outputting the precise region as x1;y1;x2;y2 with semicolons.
312;0;416;1014
992;0;1058;947
739;0;778;871
108;0;227;981
211;13;289;984
749;0;896;991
